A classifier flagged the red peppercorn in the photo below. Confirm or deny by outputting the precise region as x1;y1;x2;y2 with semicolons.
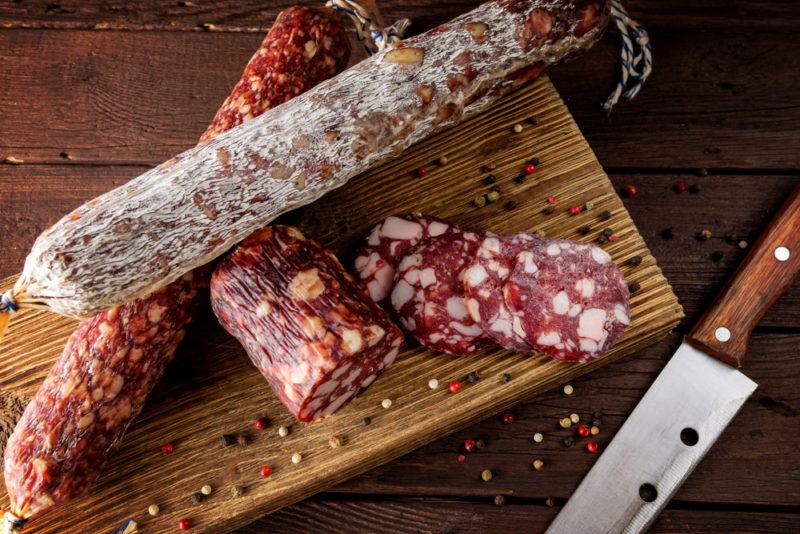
260;465;273;478
577;424;590;438
587;441;599;453
449;380;461;393
457;454;466;463
416;166;427;177
623;184;638;197
464;438;476;452
253;417;268;430
178;518;191;531
524;163;536;174
161;443;174;455
608;234;620;242
673;180;687;193
569;205;581;216
502;412;515;424
547;196;558;204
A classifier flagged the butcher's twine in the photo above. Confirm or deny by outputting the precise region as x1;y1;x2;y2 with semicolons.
3;512;27;534
604;0;652;112
326;0;410;53
0;291;17;314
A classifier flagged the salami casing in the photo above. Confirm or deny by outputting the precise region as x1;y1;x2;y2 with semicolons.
211;226;403;422
2;8;350;526
391;232;494;355
504;239;630;361
1;0;610;325
354;213;461;302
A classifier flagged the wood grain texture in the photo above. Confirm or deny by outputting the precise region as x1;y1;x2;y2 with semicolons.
2;28;800;170
688;186;800;367
0;78;682;533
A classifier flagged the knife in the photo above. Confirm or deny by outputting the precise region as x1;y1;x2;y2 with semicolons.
547;185;800;533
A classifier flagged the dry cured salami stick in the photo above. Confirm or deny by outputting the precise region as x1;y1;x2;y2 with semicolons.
2;7;351;530
211;226;403;422
0;0;610;331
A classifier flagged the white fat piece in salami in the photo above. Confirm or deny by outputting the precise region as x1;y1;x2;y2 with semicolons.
391;232;494;355
464;232;544;351
354;213;461;302
504;239;630;362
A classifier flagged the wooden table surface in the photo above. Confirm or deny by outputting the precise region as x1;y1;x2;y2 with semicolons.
0;1;798;532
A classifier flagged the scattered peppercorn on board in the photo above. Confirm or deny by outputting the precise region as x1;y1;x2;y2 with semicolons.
0;76;683;533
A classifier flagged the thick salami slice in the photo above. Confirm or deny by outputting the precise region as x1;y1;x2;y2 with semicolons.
2;9;350;527
463;232;544;351
391;232;493;355
504;240;630;361
211;226;403;422
354;213;461;302
2;0;610;324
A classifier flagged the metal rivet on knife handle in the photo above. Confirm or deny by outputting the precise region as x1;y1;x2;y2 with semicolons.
774;246;790;262
714;327;731;343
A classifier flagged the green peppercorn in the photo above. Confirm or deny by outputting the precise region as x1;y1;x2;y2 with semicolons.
584;200;595;211
231;485;244;498
698;229;713;241
486;190;500;203
473;196;486;208
481;469;493;482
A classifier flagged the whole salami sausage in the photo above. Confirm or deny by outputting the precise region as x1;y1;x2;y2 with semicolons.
210;226;403;422
2;8;351;529
0;0;610;327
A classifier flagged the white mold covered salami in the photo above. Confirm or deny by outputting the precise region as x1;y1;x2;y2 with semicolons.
354;213;461;302
504;240;630;361
210;226;403;422
463;232;544;351
3;0;610;324
391;232;493;355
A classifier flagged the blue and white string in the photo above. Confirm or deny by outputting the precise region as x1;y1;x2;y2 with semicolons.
3;512;28;533
0;291;17;314
603;0;652;112
326;0;410;53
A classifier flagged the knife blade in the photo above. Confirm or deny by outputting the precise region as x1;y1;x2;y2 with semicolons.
548;184;800;533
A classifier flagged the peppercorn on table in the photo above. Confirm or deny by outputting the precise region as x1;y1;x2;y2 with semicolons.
1;1;799;533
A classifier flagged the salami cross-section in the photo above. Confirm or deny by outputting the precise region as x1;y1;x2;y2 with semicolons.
211;226;403;422
504;240;630;361
354;213;461;303
391;232;493;356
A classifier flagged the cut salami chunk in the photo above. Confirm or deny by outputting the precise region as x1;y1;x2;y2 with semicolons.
354;213;461;303
504;240;630;361
464;232;544;351
211;226;403;422
391;232;494;356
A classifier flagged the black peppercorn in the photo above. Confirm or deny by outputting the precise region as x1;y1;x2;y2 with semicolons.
501;373;512;383
629;282;641;293
629;255;642;266
710;251;724;262
514;173;526;184
527;116;539;125
563;436;574;447
578;225;591;235
191;492;204;504
661;228;675;240
483;174;497;185
505;200;518;210
602;228;613;237
544;206;555;215
600;210;611;221
362;417;372;426
688;183;701;193
592;418;602;427
597;235;608;244
467;371;481;383
528;157;540;166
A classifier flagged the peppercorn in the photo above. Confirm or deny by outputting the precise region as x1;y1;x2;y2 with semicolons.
494;495;506;506
513;123;523;133
416;166;427;178
501;373;512;383
596;235;608;244
191;492;204;504
467;371;481;383
697;168;709;177
609;234;620;242
505;200;518;210
545;497;555;507
438;155;449;165
587;441;599;453
710;251;724;262
201;485;212;496
547;196;558;204
563;436;574;447
527;116;539;125
629;255;642;266
329;436;343;448
481;469;493;482
591;426;600;436
602;228;613;238
381;398;392;409
464;438;476;452
291;452;303;464
476;439;485;450
260;465;273;478
535;228;546;238
524;163;536;174
161;443;174;455
592;418;602;427
593;411;602;419
559;417;572;429
577;424;590;438
514;173;526;184
278;426;289;438
473;196;487;208
532;459;544;471
362;417;371;426
673;180;687;193
578;225;591;235
623;184;638;197
629;282;641;293
528;157;540;166
533;432;544;443
569;413;580;424
486;190;500;203
738;240;748;249
483;162;497;172
148;504;160;516
483;174;496;185
600;210;611;221
563;384;574;395
428;378;439;390
584;200;595;211
253;417;269;430
544;205;556;215
457;454;466;463
569;205;581;216
231;485;244;498
178;518;191;531
502;412;515;424
219;434;235;448
689;183;701;194
449;380;461;393
661;228;675;240
697;229;713;241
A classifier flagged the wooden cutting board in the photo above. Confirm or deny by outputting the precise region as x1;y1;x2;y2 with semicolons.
0;76;683;533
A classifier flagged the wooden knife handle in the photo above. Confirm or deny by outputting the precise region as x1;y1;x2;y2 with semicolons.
687;185;800;368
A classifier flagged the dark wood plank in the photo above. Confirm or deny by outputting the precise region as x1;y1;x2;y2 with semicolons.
1;0;798;32
1;29;800;169
327;332;800;507
2;166;796;327
238;498;800;533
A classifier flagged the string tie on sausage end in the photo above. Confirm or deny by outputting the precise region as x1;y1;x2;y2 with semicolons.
326;0;411;53
0;290;19;340
3;511;27;534
603;0;652;113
